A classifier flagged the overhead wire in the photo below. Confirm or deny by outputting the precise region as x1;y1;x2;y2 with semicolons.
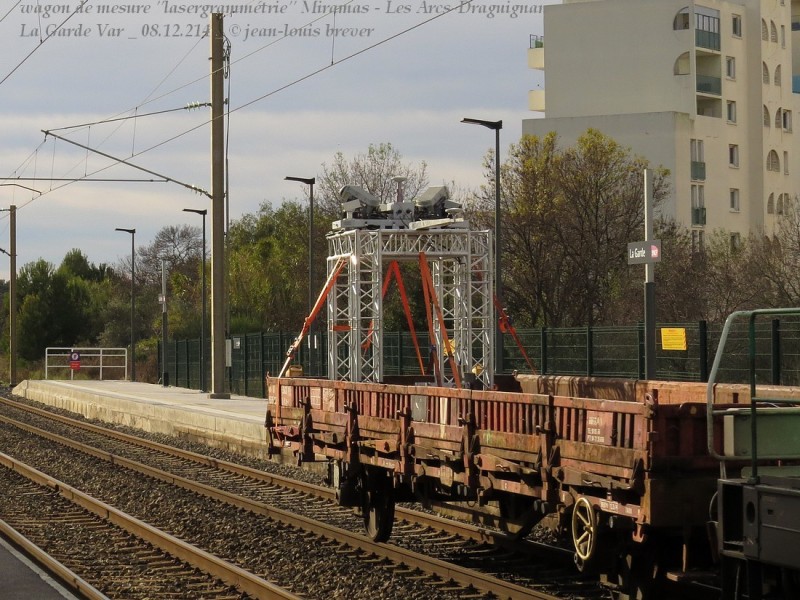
0;0;92;87
5;1;473;213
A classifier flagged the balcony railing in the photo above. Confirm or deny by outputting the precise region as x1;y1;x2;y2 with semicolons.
697;75;721;95
530;34;543;49
691;161;706;181
692;207;707;226
696;29;720;51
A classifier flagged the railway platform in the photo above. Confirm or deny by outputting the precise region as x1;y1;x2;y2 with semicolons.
0;534;86;600
11;380;270;459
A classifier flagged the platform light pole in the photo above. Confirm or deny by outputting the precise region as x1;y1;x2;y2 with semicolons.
1;186;38;387
183;208;208;392
461;117;503;376
285;176;316;375
116;228;136;382
284;176;316;318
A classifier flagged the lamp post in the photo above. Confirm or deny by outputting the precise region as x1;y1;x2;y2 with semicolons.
284;176;316;318
183;208;208;392
285;176;316;375
115;228;136;382
1;186;38;387
461;117;503;377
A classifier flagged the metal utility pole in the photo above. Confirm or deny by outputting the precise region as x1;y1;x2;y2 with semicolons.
9;205;16;386
183;208;207;391
161;259;168;387
462;118;503;377
644;169;656;380
210;13;229;399
115;228;136;382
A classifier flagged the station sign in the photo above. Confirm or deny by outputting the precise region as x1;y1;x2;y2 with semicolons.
627;240;662;265
69;350;81;371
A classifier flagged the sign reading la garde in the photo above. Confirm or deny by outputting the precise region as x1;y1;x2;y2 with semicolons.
627;240;662;265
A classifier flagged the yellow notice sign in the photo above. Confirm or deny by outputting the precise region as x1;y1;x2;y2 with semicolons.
661;328;688;351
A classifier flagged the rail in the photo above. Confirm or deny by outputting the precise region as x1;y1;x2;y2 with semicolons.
706;308;800;479
45;347;127;380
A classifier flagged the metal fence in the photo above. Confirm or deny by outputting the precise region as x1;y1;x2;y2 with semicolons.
161;317;800;397
45;347;128;380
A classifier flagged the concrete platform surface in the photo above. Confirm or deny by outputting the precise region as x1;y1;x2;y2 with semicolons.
12;380;271;458
0;534;86;600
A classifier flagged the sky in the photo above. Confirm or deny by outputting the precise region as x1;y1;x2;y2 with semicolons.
0;0;551;280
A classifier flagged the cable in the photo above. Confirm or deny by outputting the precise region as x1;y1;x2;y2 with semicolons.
0;1;23;25
0;0;92;87
5;1;474;212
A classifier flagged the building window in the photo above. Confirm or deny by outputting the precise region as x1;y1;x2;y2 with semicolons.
768;193;775;214
727;101;737;123
730;233;742;251
776;108;783;128
781;25;786;47
726;56;736;79
775;64;782;86
783;110;792;131
777;194;785;215
691;184;706;226
729;144;739;167
767;150;781;172
730;189;740;211
763;62;770;84
764;105;771;127
762;19;769;40
771;21;778;43
784;151;789;174
692;230;706;253
732;14;742;37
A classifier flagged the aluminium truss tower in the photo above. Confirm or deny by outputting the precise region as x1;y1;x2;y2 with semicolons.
326;227;494;388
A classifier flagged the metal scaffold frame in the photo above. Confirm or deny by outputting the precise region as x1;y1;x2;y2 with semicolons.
327;228;494;388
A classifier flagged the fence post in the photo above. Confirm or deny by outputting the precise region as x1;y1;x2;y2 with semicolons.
398;330;403;376
259;333;265;398
698;320;709;382
243;334;249;397
586;326;594;377
637;324;645;380
540;328;548;375
772;318;781;385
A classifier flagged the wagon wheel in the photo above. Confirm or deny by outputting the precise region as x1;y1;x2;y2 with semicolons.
571;497;598;565
361;470;395;543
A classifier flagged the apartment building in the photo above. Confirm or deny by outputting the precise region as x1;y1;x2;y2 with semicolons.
522;0;798;245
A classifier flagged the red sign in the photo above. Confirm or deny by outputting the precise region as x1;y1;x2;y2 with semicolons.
69;351;80;371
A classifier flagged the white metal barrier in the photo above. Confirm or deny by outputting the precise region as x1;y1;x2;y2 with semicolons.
45;347;128;381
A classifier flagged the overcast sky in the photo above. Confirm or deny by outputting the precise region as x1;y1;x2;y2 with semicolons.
0;0;550;280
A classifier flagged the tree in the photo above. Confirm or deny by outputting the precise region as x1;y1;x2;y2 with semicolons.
316;142;429;220
486;130;670;327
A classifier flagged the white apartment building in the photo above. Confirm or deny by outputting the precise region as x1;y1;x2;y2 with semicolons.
522;0;798;246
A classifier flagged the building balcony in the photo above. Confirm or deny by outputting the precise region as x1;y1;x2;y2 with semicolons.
691;161;706;181
528;35;544;70
692;207;707;226
528;47;544;70
529;89;545;112
696;29;720;51
697;75;721;95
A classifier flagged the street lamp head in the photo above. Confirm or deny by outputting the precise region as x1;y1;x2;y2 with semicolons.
461;117;503;130
285;176;315;186
115;227;136;235
183;208;208;216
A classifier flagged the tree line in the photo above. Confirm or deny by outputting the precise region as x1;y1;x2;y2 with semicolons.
2;133;798;382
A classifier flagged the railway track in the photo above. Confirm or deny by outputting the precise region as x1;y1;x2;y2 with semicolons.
0;392;607;600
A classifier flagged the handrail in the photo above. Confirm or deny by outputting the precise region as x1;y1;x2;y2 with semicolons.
706;308;800;479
